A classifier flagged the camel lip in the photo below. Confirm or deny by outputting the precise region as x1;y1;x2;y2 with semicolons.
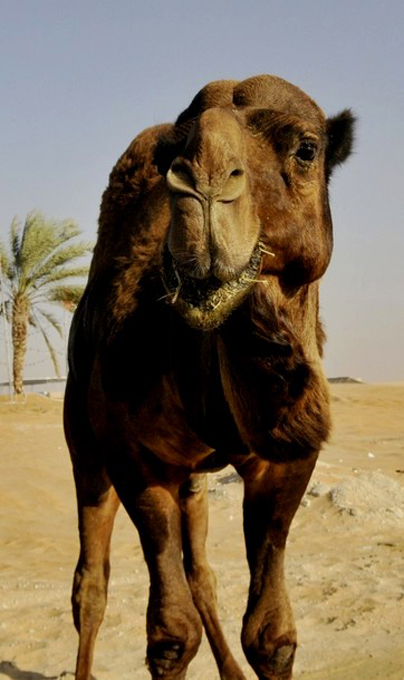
160;242;262;315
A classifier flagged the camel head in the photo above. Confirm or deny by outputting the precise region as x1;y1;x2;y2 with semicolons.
156;75;355;330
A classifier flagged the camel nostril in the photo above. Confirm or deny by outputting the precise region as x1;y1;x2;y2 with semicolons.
218;167;246;202
167;160;196;193
171;160;187;174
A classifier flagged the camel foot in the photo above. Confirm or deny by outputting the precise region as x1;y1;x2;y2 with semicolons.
265;642;295;679
147;640;188;679
243;633;296;680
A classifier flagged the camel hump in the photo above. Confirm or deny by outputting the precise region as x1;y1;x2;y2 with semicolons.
176;74;324;125
99;122;171;224
91;122;172;275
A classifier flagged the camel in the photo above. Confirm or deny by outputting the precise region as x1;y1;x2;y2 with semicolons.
64;74;355;680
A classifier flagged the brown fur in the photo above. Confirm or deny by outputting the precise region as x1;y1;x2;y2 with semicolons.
64;74;355;679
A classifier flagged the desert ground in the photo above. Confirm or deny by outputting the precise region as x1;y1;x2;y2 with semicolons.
1;382;404;680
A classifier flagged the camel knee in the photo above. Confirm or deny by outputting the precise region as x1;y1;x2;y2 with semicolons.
242;621;296;680
187;562;216;601
72;564;109;634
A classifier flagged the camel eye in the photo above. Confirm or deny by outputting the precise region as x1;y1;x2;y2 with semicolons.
295;141;317;163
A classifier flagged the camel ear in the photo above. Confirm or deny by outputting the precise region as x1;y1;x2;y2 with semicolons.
326;109;356;178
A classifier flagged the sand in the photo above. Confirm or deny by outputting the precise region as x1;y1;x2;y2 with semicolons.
1;383;404;680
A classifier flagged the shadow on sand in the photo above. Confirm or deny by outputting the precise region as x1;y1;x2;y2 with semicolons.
0;662;84;680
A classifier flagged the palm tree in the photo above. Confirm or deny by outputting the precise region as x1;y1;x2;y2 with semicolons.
0;211;92;394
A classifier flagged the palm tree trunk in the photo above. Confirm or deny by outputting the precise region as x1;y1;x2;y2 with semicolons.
12;294;29;395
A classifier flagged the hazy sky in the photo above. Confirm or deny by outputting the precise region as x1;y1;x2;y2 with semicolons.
0;0;403;383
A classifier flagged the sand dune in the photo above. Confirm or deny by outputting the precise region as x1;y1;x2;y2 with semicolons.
1;384;403;679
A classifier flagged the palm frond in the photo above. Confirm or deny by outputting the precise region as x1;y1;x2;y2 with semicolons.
0;247;14;302
34;265;90;286
0;241;11;276
29;247;92;288
28;312;38;328
0;299;12;323
47;284;85;310
18;215;67;283
18;213;56;271
30;308;62;376
9;217;21;265
35;307;64;337
17;213;89;292
37;323;61;377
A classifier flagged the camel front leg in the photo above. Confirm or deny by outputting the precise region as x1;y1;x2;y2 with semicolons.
64;375;121;680
236;454;317;680
106;453;202;680
72;479;120;680
180;473;246;680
